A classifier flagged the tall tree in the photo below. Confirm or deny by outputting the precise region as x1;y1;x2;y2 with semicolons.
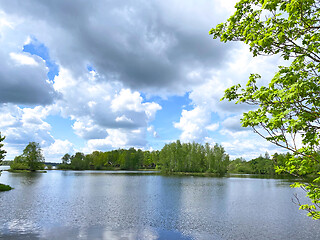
0;133;6;176
70;152;86;170
210;0;320;219
22;142;45;171
61;153;71;164
0;132;6;166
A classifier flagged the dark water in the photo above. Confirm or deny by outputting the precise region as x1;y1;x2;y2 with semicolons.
0;169;319;240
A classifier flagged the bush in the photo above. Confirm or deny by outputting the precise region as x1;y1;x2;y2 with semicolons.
57;163;73;170
10;162;29;170
0;183;12;191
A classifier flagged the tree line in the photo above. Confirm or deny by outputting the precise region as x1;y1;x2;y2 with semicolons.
229;153;289;175
57;148;160;171
7;138;319;178
57;140;230;174
7;138;314;177
57;140;297;176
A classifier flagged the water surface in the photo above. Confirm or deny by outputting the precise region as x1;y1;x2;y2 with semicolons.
0;168;319;239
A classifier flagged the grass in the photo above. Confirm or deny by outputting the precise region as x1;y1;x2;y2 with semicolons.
0;183;13;191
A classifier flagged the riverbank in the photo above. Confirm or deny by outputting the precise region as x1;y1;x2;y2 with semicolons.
6;169;47;173
2;166;299;180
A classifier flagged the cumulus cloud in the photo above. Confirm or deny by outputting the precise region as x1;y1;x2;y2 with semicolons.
52;68;161;151
0;103;72;161
174;106;211;143
0;0;237;96
174;43;287;157
221;115;246;132
0;104;54;159
206;123;219;132
9;52;39;66
83;128;148;153
0;12;58;105
43;139;74;162
0;104;52;145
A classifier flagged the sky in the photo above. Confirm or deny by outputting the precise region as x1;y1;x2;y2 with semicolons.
0;0;287;162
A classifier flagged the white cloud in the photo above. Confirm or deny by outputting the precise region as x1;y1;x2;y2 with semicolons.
147;125;158;138
42;139;75;162
44;139;74;156
206;123;219;132
9;52;39;66
0;12;14;29
115;115;134;124
174;106;210;142
143;102;162;121
173;43;288;158
52;67;161;149
83;128;148;153
0;104;55;159
0;0;239;97
111;89;143;112
72;118;108;140
221;115;246;132
0;12;58;105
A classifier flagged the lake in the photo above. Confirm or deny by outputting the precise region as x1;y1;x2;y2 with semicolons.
0;168;319;240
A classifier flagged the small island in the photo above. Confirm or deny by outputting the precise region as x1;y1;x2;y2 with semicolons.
0;183;12;192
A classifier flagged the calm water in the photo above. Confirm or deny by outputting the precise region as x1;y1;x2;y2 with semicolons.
0;168;319;240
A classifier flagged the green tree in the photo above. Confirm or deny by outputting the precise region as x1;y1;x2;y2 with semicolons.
22;142;45;171
12;142;45;171
62;153;71;164
0;133;7;176
70;152;86;170
210;0;320;219
0;133;6;163
158;141;229;174
10;155;29;170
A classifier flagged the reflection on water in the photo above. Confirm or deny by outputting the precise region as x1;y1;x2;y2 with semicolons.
0;170;320;240
1;226;192;240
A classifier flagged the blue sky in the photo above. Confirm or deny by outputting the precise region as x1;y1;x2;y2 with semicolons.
0;0;285;162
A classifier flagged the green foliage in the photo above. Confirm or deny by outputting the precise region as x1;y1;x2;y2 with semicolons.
159;141;229;175
57;163;73;170
228;153;281;175
23;142;45;171
250;153;275;174
58;148;160;170
70;152;88;170
0;132;6;167
228;157;253;174
11;142;45;171
61;153;71;164
10;161;29;170
0;183;12;191
210;0;320;219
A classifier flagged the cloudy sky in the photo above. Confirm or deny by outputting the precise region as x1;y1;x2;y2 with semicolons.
0;0;286;162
